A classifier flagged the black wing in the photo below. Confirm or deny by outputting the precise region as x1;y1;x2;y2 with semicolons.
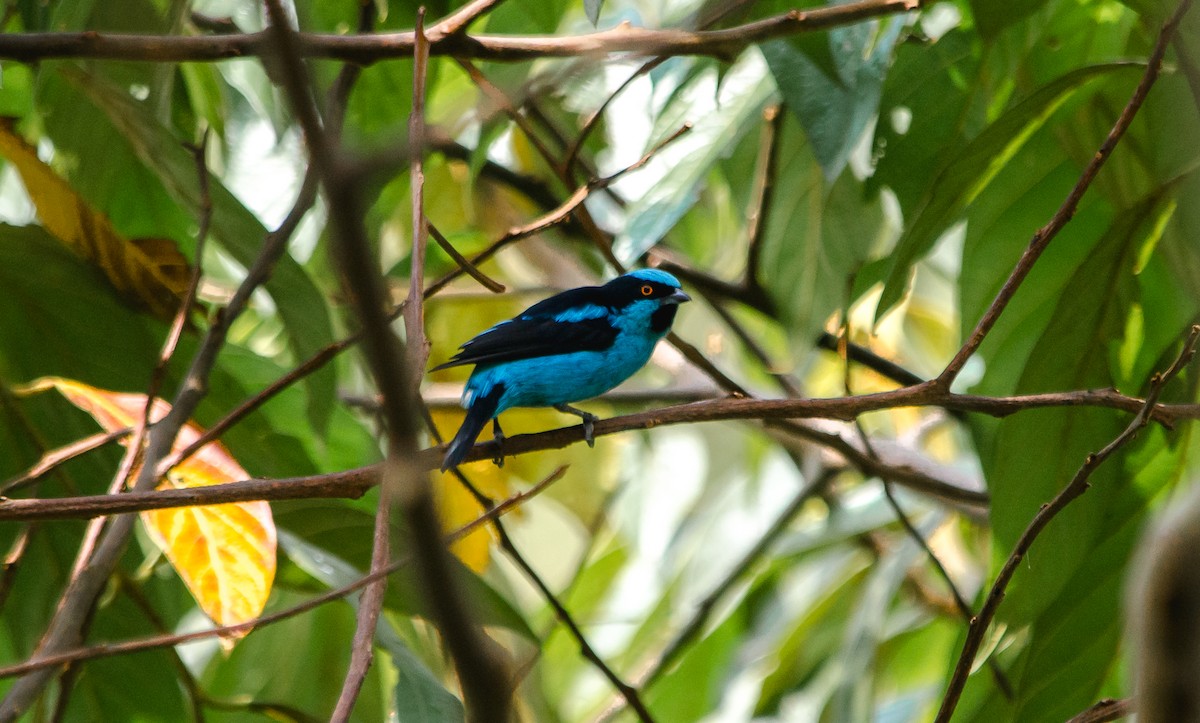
431;316;617;370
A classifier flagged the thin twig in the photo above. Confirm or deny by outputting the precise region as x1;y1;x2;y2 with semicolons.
330;2;387;718
452;468;656;722
937;0;1195;388
1;428;131;495
426;221;506;293
425;0;508;39
933;325;1200;722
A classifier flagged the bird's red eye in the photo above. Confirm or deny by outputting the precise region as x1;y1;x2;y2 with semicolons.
641;285;654;296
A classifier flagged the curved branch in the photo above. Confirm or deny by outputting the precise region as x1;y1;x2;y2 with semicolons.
9;381;1200;523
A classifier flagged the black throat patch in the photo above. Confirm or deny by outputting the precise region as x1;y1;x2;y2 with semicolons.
650;303;678;333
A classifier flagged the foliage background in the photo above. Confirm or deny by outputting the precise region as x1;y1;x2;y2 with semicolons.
0;0;1197;720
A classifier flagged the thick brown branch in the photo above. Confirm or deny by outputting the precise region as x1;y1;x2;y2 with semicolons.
14;377;1200;524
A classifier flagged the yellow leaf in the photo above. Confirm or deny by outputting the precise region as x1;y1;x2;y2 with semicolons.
16;377;275;642
430;409;510;573
0;121;190;320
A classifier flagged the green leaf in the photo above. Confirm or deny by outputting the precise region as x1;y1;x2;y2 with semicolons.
388;630;466;723
968;0;1051;39
53;65;339;433
762;15;902;179
276;517;536;639
759;120;886;353
584;0;604;26
875;62;1143;323
615;51;775;261
647;602;744;722
868;29;982;213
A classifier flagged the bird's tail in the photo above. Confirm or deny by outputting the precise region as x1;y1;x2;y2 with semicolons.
441;385;503;471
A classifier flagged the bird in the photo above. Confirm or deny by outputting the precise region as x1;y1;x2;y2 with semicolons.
433;268;690;471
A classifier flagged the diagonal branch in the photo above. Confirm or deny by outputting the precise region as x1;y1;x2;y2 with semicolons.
451;468;656;722
933;324;1200;722
937;0;1195;387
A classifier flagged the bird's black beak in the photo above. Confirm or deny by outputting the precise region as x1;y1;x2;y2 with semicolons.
665;289;691;305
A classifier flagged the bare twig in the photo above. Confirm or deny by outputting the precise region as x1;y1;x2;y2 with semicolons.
933;325;1200;722
329;2;388;718
878;479;1012;697
937;0;1195;387
744;105;783;293
426;221;506;293
452;468;655;722
425;0;508;39
1;429;131;495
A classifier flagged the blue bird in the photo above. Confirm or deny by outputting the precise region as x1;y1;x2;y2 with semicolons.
434;269;690;470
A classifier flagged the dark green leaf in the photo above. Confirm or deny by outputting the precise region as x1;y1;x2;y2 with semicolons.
762;16;902;179
875;61;1143;322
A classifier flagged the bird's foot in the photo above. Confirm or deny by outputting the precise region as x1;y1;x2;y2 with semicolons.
492;418;506;468
555;404;599;448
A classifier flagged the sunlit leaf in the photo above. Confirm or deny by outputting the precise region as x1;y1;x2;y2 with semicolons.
0;121;189;320
13;377;276;642
615;51;775;261
875;62;1143;322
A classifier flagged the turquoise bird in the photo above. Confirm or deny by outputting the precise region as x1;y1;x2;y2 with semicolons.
434;269;690;470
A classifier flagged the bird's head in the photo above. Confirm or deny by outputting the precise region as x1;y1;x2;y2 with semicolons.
602;269;690;334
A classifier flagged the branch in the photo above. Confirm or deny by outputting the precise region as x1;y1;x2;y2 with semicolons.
451;467;655;722
0;1;922;64
0;469;564;681
326;2;388;718
1066;698;1132;723
937;0;1195;387
933;324;1200;723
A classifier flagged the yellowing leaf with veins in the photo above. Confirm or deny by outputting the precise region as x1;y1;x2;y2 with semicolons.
15;377;275;642
0;121;190;320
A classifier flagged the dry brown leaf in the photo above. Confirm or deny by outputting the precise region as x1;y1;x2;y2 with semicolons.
0;122;190;319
